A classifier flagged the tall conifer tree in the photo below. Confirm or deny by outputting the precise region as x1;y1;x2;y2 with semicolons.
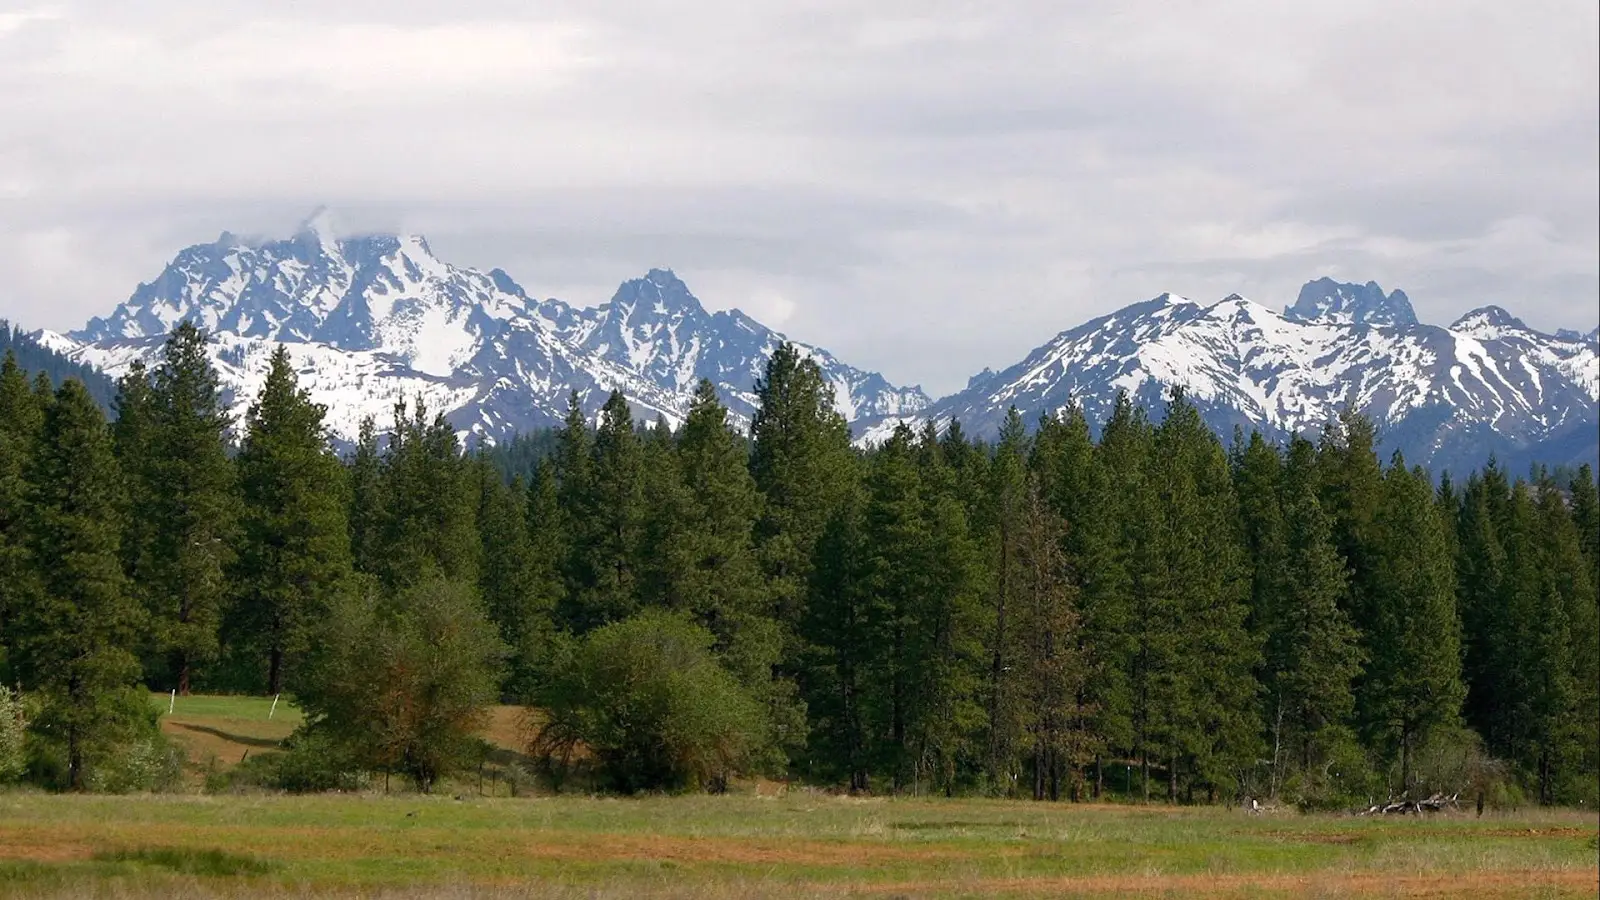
750;343;855;645
376;399;479;589
145;323;238;694
1012;478;1090;800
231;346;354;695
1271;437;1361;793
565;391;645;631
13;381;142;789
1365;456;1464;791
984;408;1030;792
0;352;43;669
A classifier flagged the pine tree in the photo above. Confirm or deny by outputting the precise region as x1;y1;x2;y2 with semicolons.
1097;393;1156;798
1456;465;1509;750
109;362;157;642
908;422;986;794
375;399;479;589
346;416;385;578
1012;478;1090;800
800;477;872;790
564;391;645;631
750;343;855;647
1232;432;1286;653
984;407;1030;793
231;346;354;695
12;380;142;789
1490;482;1551;777
1317;412;1385;629
1538;475;1599;803
551;391;596;630
1146;391;1258;802
649;382;782;700
524;458;569;638
0;352;44;672
859;424;926;790
145;323;238;694
1365;455;1464;792
1036;399;1132;798
1271;437;1361;797
1568;465;1598;593
475;458;556;699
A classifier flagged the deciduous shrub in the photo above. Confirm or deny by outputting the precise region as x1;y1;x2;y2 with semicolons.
534;609;772;793
295;577;506;793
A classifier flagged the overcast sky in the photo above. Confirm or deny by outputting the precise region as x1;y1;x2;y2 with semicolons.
1;1;1595;395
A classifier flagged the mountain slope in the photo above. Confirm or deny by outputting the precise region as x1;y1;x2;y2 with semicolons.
41;215;926;445
867;281;1597;473
1;321;117;411
534;269;929;423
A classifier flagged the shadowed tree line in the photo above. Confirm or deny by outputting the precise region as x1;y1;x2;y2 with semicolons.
0;326;1594;806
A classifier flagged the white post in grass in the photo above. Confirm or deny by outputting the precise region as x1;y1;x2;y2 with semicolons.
268;694;280;720
168;689;176;715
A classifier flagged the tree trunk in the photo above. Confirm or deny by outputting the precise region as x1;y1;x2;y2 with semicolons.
1399;726;1411;795
267;646;284;696
67;722;84;791
1167;753;1177;804
1094;755;1103;799
176;649;192;696
990;529;1010;791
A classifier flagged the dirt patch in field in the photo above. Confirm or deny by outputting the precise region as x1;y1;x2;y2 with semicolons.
1476;826;1595;839
518;833;987;867
860;868;1600;897
1051;802;1201;815
1244;830;1368;844
0;842;92;863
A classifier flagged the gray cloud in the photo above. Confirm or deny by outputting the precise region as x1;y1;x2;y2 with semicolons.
0;0;1594;396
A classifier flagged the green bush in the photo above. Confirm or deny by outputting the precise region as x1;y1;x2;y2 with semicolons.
295;578;506;793
208;730;367;794
23;687;179;792
534;609;773;793
1406;725;1517;808
1283;730;1380;811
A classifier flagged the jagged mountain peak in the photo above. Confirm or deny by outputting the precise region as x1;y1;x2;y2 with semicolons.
49;220;928;447
864;283;1596;474
544;268;930;422
1451;305;1532;337
1285;277;1418;327
606;268;706;317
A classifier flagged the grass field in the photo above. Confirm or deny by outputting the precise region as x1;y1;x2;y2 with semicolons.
0;695;1587;898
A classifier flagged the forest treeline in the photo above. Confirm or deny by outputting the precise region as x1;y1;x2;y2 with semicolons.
0;324;1595;806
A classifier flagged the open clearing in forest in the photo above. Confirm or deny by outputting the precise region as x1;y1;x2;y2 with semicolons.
1;792;1594;898
0;694;1560;897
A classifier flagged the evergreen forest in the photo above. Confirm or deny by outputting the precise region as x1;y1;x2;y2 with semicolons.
0;325;1595;809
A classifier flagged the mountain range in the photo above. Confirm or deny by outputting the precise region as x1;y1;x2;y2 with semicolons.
32;214;1600;473
44;210;928;444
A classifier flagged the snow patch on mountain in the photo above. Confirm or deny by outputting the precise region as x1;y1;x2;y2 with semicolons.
865;280;1597;472
49;215;927;446
535;268;929;424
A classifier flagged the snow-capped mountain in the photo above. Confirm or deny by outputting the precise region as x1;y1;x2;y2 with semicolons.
1283;277;1418;327
866;279;1598;474
42;213;928;445
28;211;1596;472
533;269;928;423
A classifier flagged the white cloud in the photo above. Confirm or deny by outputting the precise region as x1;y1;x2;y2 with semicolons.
0;0;1593;395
